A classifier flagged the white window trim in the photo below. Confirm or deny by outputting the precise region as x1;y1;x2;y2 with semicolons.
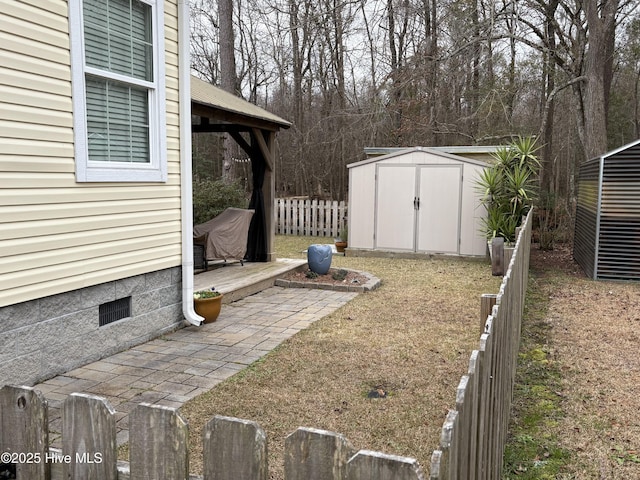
69;0;167;183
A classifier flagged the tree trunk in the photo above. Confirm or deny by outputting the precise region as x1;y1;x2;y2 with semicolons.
219;0;238;183
582;0;618;159
539;0;559;197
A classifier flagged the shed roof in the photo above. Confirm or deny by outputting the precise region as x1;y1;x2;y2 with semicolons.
363;145;500;158
191;76;291;130
594;138;640;161
347;146;491;169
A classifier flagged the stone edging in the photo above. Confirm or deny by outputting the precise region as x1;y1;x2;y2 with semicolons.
274;269;381;293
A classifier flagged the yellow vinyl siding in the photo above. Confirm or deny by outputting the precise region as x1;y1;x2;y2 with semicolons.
0;186;181;206
0;251;181;307
0;40;70;80
1;156;75;174
1;210;181;242
1;198;179;222
0;103;73;130
1;172;181;188
0;121;74;144
2;232;179;276
0;0;183;307
0;138;74;158
1;67;71;98
0;84;72;114
3;223;180;258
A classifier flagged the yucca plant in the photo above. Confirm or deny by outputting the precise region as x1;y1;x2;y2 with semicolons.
476;136;540;243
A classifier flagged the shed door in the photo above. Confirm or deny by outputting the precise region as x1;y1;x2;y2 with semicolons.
374;165;416;250
416;165;462;253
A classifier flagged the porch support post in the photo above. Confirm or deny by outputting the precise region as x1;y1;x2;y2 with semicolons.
255;129;276;262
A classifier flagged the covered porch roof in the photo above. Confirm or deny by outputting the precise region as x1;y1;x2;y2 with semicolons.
191;76;291;132
190;76;291;262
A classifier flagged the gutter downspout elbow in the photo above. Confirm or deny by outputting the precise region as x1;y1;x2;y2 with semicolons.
178;0;203;326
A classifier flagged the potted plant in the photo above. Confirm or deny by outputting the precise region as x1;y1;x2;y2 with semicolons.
334;224;348;253
194;289;223;324
476;136;539;269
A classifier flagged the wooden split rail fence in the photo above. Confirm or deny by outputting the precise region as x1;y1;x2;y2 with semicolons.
0;385;424;480
275;198;347;237
429;210;533;478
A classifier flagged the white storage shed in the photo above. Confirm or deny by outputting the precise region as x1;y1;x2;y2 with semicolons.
347;147;489;257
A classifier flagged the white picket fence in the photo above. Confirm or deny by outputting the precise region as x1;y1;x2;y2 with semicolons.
275;198;347;237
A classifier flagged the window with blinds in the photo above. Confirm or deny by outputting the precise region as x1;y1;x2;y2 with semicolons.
84;0;151;164
69;0;167;182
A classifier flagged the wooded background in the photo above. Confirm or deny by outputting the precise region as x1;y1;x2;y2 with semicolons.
189;0;640;220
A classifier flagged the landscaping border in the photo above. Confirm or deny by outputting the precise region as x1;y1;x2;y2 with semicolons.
274;268;381;293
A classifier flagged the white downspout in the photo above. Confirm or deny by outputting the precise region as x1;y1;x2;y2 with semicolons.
178;0;203;326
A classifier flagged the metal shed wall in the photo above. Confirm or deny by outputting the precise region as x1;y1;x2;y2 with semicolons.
574;140;640;280
597;142;640;280
574;158;601;279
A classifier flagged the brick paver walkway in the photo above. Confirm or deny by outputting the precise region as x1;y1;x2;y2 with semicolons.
34;286;358;447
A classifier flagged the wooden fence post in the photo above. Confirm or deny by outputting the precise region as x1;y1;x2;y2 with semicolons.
62;393;117;480
429;450;443;480
454;376;471;480
129;403;189;480
203;415;267;480
491;237;505;276
347;450;425;480
480;294;497;333
503;246;515;272
311;198;318;236
285;427;354;480
466;351;480;480
0;385;49;480
432;409;459;480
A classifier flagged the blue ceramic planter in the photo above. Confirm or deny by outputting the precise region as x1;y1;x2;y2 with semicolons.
307;244;332;275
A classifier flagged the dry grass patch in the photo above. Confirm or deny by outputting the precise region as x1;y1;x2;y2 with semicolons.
505;245;640;479
180;236;501;477
548;269;640;477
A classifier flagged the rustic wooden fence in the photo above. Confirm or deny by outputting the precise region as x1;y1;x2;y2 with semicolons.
429;210;533;479
0;385;425;480
2;213;533;479
275;198;347;237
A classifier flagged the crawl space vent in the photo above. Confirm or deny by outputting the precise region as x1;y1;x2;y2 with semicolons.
99;297;131;326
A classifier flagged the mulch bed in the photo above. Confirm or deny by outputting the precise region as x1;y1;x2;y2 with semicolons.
280;267;370;287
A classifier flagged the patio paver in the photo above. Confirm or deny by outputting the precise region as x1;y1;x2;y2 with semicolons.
34;286;358;448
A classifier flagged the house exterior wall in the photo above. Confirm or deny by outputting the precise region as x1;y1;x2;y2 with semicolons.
0;0;185;384
347;148;488;257
0;267;183;386
1;0;182;308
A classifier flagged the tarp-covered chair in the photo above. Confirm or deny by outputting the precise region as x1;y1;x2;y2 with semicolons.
194;208;255;269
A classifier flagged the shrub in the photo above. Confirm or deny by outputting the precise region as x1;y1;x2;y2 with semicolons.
476;136;540;242
192;177;248;225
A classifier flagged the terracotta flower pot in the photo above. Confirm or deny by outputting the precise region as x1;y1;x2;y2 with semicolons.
335;240;347;253
194;293;224;323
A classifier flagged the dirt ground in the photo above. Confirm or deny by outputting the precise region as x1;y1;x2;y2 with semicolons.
528;245;640;478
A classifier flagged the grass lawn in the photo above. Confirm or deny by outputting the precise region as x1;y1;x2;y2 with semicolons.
179;235;502;477
504;245;640;479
